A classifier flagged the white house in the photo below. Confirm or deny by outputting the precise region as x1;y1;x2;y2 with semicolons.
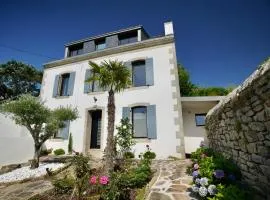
0;22;223;165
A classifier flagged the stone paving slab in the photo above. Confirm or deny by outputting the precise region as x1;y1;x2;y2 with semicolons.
148;159;197;200
0;180;53;200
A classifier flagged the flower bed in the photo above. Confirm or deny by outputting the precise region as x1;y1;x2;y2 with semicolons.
189;144;252;200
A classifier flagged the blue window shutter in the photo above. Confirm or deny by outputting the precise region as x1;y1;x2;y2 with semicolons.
84;69;92;93
147;105;157;139
60;121;70;140
145;58;154;86
122;107;130;120
93;80;101;92
67;72;76;96
52;75;60;97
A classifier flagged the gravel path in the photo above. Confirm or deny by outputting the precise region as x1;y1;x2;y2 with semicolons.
0;163;64;183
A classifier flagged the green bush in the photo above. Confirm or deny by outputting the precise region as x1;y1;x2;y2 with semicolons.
123;151;135;159
40;148;52;156
208;184;250;200
53;148;65;155
143;151;156;160
68;133;73;154
52;175;75;194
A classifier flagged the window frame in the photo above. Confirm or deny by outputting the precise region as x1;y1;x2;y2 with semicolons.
59;73;70;97
132;106;148;138
132;60;146;87
118;31;138;45
68;43;83;57
195;113;207;126
95;39;106;51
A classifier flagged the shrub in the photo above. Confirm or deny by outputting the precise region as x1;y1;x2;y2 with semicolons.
115;118;136;158
53;148;65;155
72;153;90;199
52;175;75;194
123;151;135;159
40;148;52;156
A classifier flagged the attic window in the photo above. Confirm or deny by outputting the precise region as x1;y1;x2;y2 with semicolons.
118;31;137;45
68;43;83;57
95;39;106;50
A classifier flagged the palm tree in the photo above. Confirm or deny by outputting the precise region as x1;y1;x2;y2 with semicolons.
86;60;131;174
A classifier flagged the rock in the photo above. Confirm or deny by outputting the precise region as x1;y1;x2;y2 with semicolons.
249;122;266;131
251;154;263;164
257;146;270;157
253;104;264;112
246;143;257;154
246;110;255;117
149;192;171;200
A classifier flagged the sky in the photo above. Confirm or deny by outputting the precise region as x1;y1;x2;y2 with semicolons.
0;0;269;87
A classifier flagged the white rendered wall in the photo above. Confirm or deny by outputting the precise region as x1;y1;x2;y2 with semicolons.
41;43;181;159
182;102;218;154
0;114;34;165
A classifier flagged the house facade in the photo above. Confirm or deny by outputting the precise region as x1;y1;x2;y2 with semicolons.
41;22;185;159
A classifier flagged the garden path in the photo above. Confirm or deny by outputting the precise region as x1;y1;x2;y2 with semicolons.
148;159;197;200
0;179;53;200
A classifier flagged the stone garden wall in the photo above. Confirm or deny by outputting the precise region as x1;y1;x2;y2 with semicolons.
205;58;270;198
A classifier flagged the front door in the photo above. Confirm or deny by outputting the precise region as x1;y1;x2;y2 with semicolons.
90;110;102;149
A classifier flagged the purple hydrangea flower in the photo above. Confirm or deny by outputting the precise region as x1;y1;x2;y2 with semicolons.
195;178;201;185
192;170;199;178
200;177;209;186
214;169;225;179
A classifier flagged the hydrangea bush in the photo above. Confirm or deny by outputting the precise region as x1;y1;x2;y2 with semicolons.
190;144;250;200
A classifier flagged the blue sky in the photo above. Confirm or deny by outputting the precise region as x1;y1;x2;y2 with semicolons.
0;0;269;87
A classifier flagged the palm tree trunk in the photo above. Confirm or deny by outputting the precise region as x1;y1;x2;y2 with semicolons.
104;89;115;174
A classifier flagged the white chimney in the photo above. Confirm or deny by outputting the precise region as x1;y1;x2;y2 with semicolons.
164;21;174;36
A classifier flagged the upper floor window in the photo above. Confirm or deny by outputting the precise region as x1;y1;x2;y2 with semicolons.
59;73;70;96
118;31;137;45
52;72;76;97
68;43;83;57
95;39;106;50
132;60;146;87
132;106;147;138
195;113;206;126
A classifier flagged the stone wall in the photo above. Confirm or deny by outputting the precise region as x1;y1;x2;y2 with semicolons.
205;58;270;199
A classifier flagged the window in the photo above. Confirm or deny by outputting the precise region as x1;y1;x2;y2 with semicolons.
54;121;70;140
68;43;83;57
195;114;206;126
118;31;137;45
59;73;70;96
132;106;147;138
132;60;146;87
95;39;106;50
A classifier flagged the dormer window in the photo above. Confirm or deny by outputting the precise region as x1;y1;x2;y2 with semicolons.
68;43;83;57
118;31;137;45
95;39;106;50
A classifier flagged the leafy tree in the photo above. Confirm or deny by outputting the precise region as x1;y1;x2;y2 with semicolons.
0;60;43;100
178;64;195;96
0;95;78;168
86;60;131;174
178;64;233;96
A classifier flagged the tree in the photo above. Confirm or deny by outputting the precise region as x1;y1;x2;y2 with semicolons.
0;60;43;100
178;64;195;96
86;60;131;174
0;95;78;168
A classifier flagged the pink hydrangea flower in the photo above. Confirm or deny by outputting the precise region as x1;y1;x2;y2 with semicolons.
194;164;199;170
89;176;97;184
99;176;109;185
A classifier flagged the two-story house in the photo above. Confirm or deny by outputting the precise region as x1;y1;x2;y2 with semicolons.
40;21;185;159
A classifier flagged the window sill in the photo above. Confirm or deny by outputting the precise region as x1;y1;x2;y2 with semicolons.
134;138;151;143
55;95;70;99
48;138;66;142
86;91;106;95
126;85;150;91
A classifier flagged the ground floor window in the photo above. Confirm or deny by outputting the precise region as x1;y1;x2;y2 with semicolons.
132;106;147;138
195;113;206;126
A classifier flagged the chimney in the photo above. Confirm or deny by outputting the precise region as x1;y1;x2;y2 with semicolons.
164;21;174;36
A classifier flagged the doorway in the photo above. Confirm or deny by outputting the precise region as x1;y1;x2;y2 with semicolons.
90;110;102;149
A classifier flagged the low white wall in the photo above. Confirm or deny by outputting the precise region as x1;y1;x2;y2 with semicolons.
0;114;34;166
182;101;219;154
